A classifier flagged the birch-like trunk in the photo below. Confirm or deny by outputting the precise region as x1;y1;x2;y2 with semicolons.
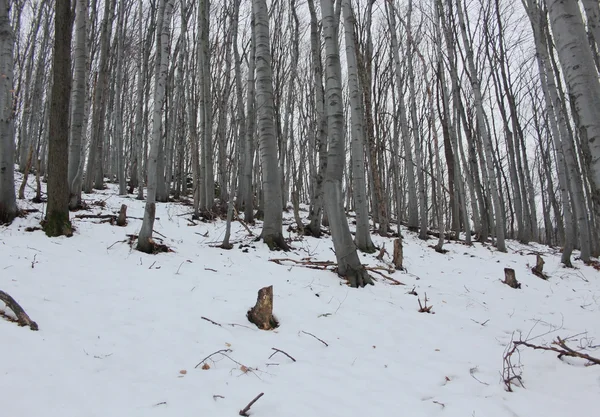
343;0;375;253
0;0;17;223
198;0;213;210
253;0;288;250
306;0;328;237
137;0;174;253
242;11;256;223
456;0;506;252
68;0;88;208
84;0;114;193
581;0;600;51
114;0;126;195
321;0;372;287
524;0;575;265
386;0;418;231
546;0;600;222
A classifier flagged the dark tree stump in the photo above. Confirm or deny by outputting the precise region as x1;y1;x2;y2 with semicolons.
0;291;39;330
117;204;127;227
393;238;403;270
531;255;548;280
502;268;521;289
247;286;278;330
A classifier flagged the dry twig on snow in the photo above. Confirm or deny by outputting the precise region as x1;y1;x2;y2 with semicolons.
239;392;264;416
269;348;297;362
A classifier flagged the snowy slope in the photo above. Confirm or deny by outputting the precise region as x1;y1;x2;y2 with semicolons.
1;178;599;417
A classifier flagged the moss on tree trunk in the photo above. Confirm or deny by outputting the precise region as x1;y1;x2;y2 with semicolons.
44;210;72;237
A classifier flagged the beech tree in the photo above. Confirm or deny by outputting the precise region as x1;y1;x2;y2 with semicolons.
253;0;288;250
137;0;174;253
321;0;372;287
44;0;72;237
0;0;17;224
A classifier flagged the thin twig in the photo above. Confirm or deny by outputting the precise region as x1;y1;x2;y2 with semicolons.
269;348;297;362
300;330;328;346
239;392;264;416
201;316;223;327
195;349;232;368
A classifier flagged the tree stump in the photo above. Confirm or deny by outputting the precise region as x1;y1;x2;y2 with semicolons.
247;286;278;330
531;254;548;280
116;204;127;227
393;238;403;270
502;268;521;289
0;291;38;330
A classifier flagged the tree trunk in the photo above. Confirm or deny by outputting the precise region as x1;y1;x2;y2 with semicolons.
546;0;600;221
114;0;126;196
306;0;328;238
253;0;288;250
343;0;375;253
68;0;88;209
137;0;174;253
0;0;17;224
320;0;372;287
44;0;72;237
456;0;506;251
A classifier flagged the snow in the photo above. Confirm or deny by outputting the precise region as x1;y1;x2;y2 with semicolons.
1;178;599;417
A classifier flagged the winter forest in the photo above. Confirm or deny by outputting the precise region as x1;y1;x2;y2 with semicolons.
1;0;600;415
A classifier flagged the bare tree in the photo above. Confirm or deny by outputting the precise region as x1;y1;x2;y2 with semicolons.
343;0;375;253
545;0;600;222
321;0;372;287
137;0;175;253
68;0;88;209
253;0;288;250
44;0;72;237
0;0;17;223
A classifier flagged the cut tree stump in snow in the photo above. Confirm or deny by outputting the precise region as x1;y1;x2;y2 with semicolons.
0;291;38;330
393;238;403;270
502;268;521;289
247;286;278;330
117;204;127;226
531;255;548;280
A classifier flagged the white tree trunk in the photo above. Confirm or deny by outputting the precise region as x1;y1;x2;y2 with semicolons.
321;0;372;287
546;0;600;220
253;0;288;250
343;0;375;253
68;0;88;208
0;0;17;223
137;0;175;253
456;0;506;252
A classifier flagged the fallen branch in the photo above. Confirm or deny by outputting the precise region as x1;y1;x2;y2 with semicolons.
514;337;600;366
365;266;405;285
234;208;255;236
239;392;264;416
269;258;336;270
269;348;297;362
300;330;328;347
0;291;39;330
195;349;232;368
201;316;223;327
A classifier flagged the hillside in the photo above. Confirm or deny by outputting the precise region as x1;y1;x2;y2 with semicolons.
1;178;599;417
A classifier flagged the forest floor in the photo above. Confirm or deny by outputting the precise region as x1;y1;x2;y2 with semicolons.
1;173;600;417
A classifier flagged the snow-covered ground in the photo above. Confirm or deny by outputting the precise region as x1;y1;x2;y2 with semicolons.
1;176;599;417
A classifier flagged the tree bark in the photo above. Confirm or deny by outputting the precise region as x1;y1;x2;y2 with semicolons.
320;0;372;287
137;0;174;253
343;0;375;253
253;0;288;250
44;0;72;237
0;0;17;224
